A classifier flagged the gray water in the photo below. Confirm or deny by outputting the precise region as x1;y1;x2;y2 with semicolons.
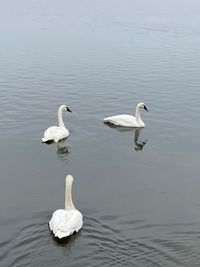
1;0;200;266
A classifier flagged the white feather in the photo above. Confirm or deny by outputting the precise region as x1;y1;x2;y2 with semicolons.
42;126;69;143
49;209;83;238
104;114;139;127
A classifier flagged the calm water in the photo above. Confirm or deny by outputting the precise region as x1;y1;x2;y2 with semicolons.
1;0;200;266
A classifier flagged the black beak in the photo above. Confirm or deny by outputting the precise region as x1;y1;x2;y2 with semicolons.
67;107;72;113
144;105;148;112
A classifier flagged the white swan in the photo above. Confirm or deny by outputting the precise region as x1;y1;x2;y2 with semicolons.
49;175;83;239
42;105;72;143
103;102;148;127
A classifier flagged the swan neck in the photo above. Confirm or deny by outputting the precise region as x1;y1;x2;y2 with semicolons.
135;104;144;126
58;108;65;127
135;105;142;122
65;179;75;210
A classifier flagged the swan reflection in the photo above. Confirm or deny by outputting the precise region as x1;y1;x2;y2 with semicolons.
56;141;70;161
134;128;147;152
104;123;147;152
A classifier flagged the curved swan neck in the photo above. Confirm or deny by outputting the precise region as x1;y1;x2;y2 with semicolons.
65;176;75;210
58;107;65;127
135;104;142;123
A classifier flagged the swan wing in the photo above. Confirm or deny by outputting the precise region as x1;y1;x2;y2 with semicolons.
52;127;69;143
49;209;83;238
42;126;69;143
104;114;137;127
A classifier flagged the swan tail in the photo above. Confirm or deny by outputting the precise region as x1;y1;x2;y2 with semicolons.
104;116;115;123
41;136;60;143
103;117;109;122
54;227;81;239
55;230;73;239
41;137;51;143
103;117;117;125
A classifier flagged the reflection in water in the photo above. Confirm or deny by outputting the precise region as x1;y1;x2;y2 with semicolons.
104;123;147;152
134;129;147;152
42;138;70;161
56;141;71;162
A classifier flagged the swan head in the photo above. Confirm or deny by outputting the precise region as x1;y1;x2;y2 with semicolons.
138;102;148;112
60;105;72;113
66;175;74;184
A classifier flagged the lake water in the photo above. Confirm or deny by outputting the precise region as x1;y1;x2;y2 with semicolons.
1;0;200;266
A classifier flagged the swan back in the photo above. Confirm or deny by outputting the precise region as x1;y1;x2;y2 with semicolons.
49;209;83;238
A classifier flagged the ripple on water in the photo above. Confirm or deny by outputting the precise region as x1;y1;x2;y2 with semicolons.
1;211;200;267
0;212;50;267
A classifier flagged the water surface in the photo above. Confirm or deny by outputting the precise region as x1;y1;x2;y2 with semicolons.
0;0;200;266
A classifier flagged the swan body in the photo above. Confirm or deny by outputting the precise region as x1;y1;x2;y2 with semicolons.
42;126;69;143
42;105;72;143
49;209;83;238
104;102;148;127
49;175;83;239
